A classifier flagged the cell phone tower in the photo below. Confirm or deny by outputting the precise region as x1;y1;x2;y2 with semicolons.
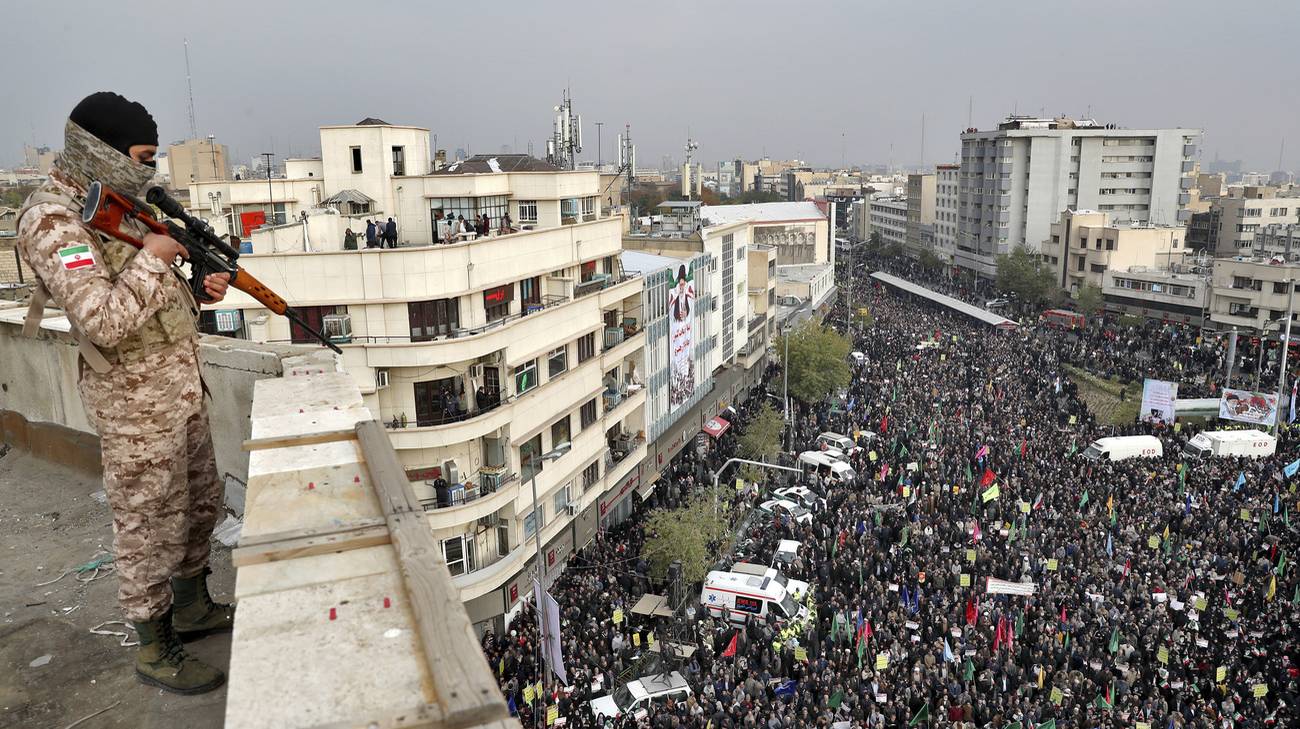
683;136;699;200
617;124;636;189
545;89;582;170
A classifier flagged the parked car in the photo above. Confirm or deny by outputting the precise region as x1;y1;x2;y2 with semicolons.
590;671;693;722
758;498;814;525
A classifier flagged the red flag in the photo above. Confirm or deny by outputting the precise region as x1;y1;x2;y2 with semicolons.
1020;439;1028;458
980;469;996;487
1122;559;1131;580
993;615;1005;651
972;521;982;543
721;631;738;658
965;598;977;626
1059;605;1067;624
880;415;889;433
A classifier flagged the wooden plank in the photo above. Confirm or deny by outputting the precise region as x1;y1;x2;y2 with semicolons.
233;524;392;567
306;706;521;729
250;406;373;442
242;450;382;542
386;514;509;726
235;543;399;601
239;517;389;548
243;427;358;452
356;420;421;514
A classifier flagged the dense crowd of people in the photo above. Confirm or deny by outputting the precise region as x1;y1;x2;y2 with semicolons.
485;247;1300;728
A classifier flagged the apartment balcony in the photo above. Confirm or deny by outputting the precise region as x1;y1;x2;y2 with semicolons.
227;216;624;310
387;399;513;452
352;276;642;369
601;326;644;369
423;470;520;531
603;385;646;427
748;311;768;333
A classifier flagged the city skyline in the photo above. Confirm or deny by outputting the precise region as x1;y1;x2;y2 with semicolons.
3;0;1298;172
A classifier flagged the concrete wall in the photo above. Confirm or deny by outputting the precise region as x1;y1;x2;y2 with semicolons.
0;303;325;505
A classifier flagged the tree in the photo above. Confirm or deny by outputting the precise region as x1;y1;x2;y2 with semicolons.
737;402;784;480
884;242;904;260
642;488;731;584
918;250;943;272
778;319;851;404
868;232;883;248
719;190;785;205
1075;284;1104;316
1;185;36;209
995;244;1058;305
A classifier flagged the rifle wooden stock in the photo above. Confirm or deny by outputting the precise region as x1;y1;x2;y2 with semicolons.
231;269;290;315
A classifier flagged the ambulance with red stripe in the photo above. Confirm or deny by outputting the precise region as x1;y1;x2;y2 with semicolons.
700;570;809;625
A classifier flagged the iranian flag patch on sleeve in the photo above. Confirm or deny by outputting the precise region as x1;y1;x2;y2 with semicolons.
57;244;96;271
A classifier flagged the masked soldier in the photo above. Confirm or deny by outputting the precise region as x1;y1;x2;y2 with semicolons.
16;92;234;694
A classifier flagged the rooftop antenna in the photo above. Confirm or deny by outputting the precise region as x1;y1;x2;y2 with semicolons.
683;134;699;200
919;113;926;170
967;96;973;129
546;89;582;170
841;132;846;169
184;39;199;184
1279;138;1286;171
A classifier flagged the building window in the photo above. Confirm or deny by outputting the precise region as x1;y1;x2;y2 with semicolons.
580;398;597;429
496;524;511;557
413;377;461;426
581;461;600;491
577;332;596;362
442;536;475;577
518;200;538;224
562;198;580;225
392;146;406;176
514;359;538;396
351;146;363;173
290;305;345;344
582;196;596;221
523;506;544;541
520;276;542;308
551;415;571;450
484;284;514;321
431;196;510;231
520;433;543;482
553;484;570;514
408;298;459;342
1090;264;1106;274
548;346;567;378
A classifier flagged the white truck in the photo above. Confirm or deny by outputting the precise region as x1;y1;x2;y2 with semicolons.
1081;435;1163;462
798;451;857;485
1181;429;1276;459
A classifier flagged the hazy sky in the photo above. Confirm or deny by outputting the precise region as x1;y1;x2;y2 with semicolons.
5;0;1298;172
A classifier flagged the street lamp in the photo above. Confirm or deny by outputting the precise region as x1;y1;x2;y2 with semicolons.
1276;278;1296;431
526;441;570;717
710;457;804;515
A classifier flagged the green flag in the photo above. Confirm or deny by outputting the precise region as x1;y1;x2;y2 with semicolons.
1108;627;1119;654
908;701;930;727
1067;442;1077;457
1293;583;1300;604
1281;549;1289;577
963;658;974;681
1005;723;1022;729
965;462;973;483
828;689;844;709
1015;611;1024;638
1079;489;1089;509
1037;721;1056;729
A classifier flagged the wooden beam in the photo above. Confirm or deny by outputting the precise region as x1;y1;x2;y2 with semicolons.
306;702;519;729
238;517;389;548
243;427;358;452
356;420;421;514
385;515;509;727
232;524;392;567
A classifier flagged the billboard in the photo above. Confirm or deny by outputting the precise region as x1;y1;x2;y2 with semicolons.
1219;388;1279;426
1139;379;1178;424
668;262;696;411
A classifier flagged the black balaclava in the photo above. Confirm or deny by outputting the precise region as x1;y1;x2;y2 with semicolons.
68;92;158;157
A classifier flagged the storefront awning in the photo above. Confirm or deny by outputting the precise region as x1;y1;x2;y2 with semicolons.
636;474;658;501
702;416;731;439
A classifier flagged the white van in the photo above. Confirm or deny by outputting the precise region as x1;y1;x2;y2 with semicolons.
590;671;692;722
1182;430;1276;459
1081;435;1163;462
816;432;862;455
798;451;857;484
729;561;810;601
773;539;803;568
701;571;809;625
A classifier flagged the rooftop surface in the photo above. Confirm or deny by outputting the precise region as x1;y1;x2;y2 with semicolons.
700;201;824;226
433;154;563;175
0;448;233;728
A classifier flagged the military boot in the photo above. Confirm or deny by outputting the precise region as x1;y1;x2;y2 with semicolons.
133;610;226;695
172;568;236;638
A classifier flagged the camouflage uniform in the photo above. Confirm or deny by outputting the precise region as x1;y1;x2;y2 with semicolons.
17;121;223;622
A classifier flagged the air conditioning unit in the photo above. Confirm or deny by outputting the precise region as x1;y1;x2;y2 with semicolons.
565;503;579;517
469;363;484;379
375;368;390;389
322;313;352;344
442;460;460;485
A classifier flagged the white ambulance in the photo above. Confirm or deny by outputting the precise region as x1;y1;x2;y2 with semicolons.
700;571;809;625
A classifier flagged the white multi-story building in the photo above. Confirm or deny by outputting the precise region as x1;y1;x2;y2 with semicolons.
956;116;1200;278
904;173;936;257
700;202;831;266
868;196;908;249
934;164;960;264
193;118;645;632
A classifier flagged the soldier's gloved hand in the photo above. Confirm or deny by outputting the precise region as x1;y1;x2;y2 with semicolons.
143;233;188;264
202;273;231;303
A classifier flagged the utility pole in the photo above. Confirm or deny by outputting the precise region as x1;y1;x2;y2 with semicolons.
594;122;603;168
261;152;274;225
1277;278;1295;431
